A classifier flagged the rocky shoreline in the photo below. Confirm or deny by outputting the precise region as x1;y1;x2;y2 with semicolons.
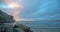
0;10;33;32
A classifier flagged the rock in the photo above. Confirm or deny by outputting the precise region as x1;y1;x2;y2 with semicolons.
0;10;15;23
0;10;33;32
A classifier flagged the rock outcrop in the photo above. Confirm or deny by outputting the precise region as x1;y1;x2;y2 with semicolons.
0;10;15;23
0;10;33;32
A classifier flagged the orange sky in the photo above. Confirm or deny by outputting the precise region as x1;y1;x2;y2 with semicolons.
4;0;23;8
4;0;34;21
4;0;23;21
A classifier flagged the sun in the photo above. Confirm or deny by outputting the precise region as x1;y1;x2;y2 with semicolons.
9;4;15;8
8;2;23;8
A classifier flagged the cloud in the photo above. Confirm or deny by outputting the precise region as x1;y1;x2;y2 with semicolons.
1;0;23;21
1;0;60;21
20;0;60;20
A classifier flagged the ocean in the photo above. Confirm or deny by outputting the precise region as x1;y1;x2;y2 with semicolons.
15;20;60;32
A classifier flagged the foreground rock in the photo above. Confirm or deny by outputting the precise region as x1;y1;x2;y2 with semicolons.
0;10;33;32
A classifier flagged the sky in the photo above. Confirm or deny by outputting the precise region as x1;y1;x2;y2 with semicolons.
0;0;60;21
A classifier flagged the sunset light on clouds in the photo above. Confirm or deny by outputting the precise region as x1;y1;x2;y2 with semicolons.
5;0;23;8
3;0;24;21
0;0;33;21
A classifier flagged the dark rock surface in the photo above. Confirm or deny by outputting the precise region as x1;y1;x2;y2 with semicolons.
0;10;15;23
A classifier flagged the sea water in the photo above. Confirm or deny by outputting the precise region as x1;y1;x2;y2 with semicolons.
16;20;60;32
